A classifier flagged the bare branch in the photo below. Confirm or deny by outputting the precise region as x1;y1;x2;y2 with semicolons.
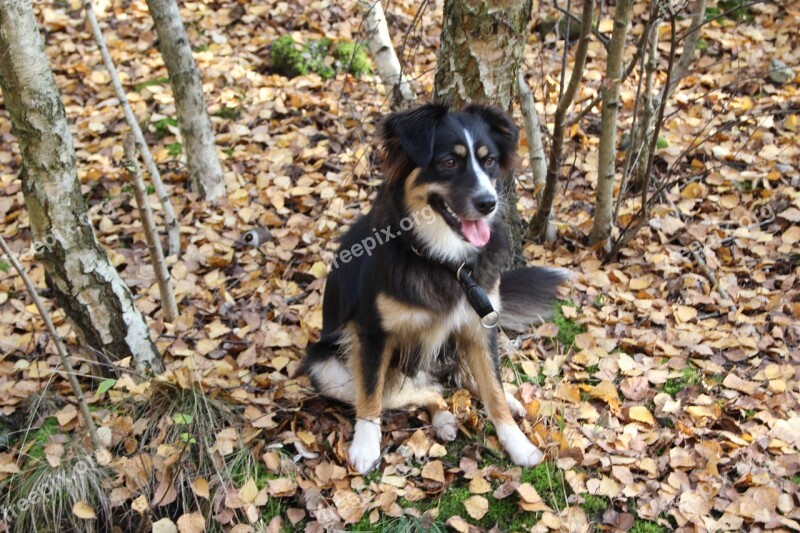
123;134;179;322
528;0;595;242
0;236;103;451
607;11;678;261
84;0;181;256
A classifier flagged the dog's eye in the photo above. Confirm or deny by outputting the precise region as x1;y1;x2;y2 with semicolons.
484;156;496;168
442;158;457;169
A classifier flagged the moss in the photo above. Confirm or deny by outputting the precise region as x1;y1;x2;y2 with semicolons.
435;485;538;531
272;36;369;80
303;38;335;80
271;35;308;78
553;300;584;349
333;41;372;77
661;366;702;399
26;416;60;461
792;475;800;485
580;493;608;518
630;519;670;533
520;462;571;511
351;512;445;532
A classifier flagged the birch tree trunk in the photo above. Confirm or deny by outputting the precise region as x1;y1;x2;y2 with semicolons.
589;0;633;246
361;0;415;109
145;0;225;202
435;0;532;262
0;0;162;374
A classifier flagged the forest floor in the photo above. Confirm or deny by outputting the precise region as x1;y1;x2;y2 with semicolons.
0;0;799;532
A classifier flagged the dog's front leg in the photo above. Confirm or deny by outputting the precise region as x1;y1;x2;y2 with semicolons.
461;328;544;467
348;331;392;474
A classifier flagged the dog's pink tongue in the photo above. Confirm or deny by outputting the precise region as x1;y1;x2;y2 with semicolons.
461;218;491;247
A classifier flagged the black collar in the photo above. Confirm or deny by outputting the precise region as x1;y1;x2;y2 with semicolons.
410;242;499;329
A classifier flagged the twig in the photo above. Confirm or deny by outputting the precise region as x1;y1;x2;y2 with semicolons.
528;0;595;242
0;236;103;451
607;10;678;261
123;134;178;322
84;0;181;256
664;196;737;314
566;27;648;128
659;0;708;103
553;3;610;49
615;15;656;222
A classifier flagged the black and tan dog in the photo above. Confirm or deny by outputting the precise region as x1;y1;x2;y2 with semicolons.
302;103;569;473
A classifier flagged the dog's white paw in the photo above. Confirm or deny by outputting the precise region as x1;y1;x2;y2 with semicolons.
348;419;382;474
432;410;458;442
496;423;543;467
505;392;527;419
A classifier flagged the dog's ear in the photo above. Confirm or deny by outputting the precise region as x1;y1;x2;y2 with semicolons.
462;104;519;170
380;103;449;170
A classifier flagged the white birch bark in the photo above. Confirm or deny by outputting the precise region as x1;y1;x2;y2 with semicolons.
0;0;162;374
361;0;415;108
590;0;633;245
518;73;547;198
145;0;226;201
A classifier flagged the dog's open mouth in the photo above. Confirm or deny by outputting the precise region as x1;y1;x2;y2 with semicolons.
429;194;491;247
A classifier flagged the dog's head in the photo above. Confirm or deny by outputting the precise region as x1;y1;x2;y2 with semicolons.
379;103;518;263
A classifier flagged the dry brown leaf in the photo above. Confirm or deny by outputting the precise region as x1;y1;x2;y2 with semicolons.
421;460;446;483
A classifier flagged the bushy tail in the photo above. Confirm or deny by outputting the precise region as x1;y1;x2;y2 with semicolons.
499;267;571;332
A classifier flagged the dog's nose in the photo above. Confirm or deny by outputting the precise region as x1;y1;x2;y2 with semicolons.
472;193;497;215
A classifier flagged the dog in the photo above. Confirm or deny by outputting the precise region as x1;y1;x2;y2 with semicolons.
302;103;569;474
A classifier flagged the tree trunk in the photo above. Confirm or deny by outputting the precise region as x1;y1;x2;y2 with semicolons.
0;0;162;374
589;0;633;246
145;0;225;202
435;0;532;264
361;0;415;109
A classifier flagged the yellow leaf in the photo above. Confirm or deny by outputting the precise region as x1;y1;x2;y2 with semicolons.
72;501;96;519
517;483;550;512
597;18;614;32
309;261;327;279
555;383;581;404
190;478;210;499
468;477;492;494
783;114;798;131
589;381;621;411
463;495;489;520
239;477;258;504
628;405;655;425
131;495;149;515
675;305;697;323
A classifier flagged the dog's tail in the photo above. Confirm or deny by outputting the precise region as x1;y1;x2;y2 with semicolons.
499;267;572;332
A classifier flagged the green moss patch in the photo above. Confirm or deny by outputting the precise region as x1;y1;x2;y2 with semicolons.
271;36;371;79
